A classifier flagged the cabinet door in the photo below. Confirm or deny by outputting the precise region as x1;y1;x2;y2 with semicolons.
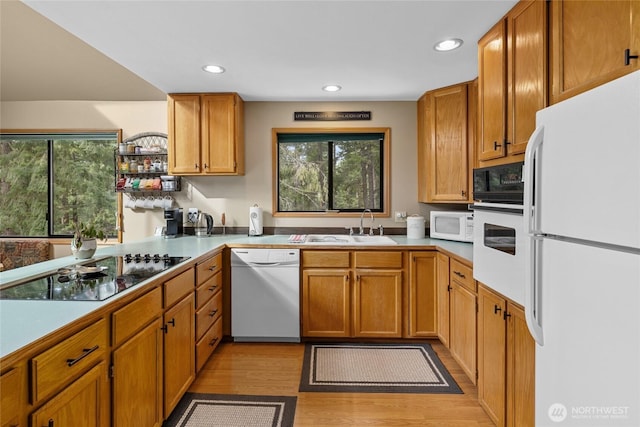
551;0;640;104
449;282;477;385
30;362;108;427
506;303;535;427
478;286;507;427
302;269;351;337
112;318;163;427
408;252;438;337
353;270;402;338
168;94;202;174
201;94;243;174
507;0;547;156
1;367;22;427
436;252;450;346
426;84;470;202
163;293;195;417
478;19;507;161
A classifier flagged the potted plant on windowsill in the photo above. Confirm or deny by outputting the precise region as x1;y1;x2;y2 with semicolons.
71;222;107;259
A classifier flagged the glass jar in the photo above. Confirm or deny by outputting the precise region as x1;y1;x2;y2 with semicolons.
129;159;138;172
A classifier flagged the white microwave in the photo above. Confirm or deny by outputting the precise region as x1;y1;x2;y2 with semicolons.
429;211;474;243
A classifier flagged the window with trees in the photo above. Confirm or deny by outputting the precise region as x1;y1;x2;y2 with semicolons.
0;131;120;238
273;128;390;215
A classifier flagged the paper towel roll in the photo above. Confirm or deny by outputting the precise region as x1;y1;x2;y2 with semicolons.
407;215;425;239
249;205;263;236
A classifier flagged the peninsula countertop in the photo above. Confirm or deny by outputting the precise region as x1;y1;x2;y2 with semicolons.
0;234;472;360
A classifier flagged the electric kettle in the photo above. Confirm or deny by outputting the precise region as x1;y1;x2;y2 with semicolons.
195;213;214;237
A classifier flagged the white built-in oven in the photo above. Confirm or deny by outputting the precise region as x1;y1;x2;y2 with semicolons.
472;162;526;305
473;203;525;305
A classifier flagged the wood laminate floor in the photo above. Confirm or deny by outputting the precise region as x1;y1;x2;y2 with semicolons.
189;340;495;426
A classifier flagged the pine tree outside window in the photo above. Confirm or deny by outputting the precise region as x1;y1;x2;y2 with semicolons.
273;128;390;216
0;131;120;238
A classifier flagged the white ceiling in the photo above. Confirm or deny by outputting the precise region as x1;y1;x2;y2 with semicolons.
3;0;518;102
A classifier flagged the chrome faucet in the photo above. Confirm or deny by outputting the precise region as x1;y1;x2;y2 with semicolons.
359;209;374;235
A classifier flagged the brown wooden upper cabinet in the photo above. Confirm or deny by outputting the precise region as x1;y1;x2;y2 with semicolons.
168;93;244;175
550;0;640;104
477;0;547;166
417;80;476;203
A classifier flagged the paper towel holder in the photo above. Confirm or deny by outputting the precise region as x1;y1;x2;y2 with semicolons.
249;203;263;236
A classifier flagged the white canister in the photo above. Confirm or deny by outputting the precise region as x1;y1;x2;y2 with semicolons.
406;215;426;239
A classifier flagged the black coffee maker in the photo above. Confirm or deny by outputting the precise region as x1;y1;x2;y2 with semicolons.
164;208;183;238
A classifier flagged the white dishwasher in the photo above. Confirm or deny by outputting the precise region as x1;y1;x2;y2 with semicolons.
231;248;300;342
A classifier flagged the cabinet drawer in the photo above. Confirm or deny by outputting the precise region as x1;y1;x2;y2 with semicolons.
165;268;195;308
196;252;222;285
196;291;222;340
31;318;107;403
196;270;222;309
302;251;350;268
112;287;162;347
450;258;475;292
354;251;403;269
196;317;223;372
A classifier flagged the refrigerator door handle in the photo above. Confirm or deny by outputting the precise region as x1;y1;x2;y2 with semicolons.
524;125;545;345
523;125;544;236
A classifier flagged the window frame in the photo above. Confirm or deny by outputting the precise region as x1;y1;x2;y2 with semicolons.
0;129;122;242
272;127;390;217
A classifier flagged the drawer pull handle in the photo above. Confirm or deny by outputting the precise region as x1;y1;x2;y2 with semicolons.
209;309;218;317
208;265;217;271
66;345;99;367
208;285;217;292
494;304;502;314
209;337;219;346
454;271;466;279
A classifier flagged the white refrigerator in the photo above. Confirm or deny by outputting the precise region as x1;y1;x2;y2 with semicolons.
523;70;640;426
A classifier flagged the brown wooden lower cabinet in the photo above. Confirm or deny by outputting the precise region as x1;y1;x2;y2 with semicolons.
30;361;109;427
302;268;352;337
302;250;404;338
163;292;195;417
478;283;535;427
408;251;438;337
353;269;402;337
0;366;22;427
112;318;163;427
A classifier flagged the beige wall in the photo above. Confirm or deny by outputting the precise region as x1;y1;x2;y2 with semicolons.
1;99;454;242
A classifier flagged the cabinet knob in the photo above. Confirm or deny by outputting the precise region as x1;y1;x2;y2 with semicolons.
209;309;218;317
493;141;502;150
503;311;512;320
461;190;466;197
494;304;502;314
625;48;639;66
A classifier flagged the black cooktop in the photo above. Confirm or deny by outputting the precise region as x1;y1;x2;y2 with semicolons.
0;254;190;301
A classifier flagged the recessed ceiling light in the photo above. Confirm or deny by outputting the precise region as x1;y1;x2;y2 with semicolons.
202;65;225;74
322;85;342;92
434;38;463;52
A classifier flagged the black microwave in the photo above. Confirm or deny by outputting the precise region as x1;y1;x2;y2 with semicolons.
473;162;525;204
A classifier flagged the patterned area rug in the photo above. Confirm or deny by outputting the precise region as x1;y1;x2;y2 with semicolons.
164;393;297;427
299;342;462;394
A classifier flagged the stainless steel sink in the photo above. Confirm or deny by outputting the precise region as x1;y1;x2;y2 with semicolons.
302;234;397;245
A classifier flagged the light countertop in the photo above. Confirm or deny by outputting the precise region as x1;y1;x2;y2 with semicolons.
0;234;472;360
